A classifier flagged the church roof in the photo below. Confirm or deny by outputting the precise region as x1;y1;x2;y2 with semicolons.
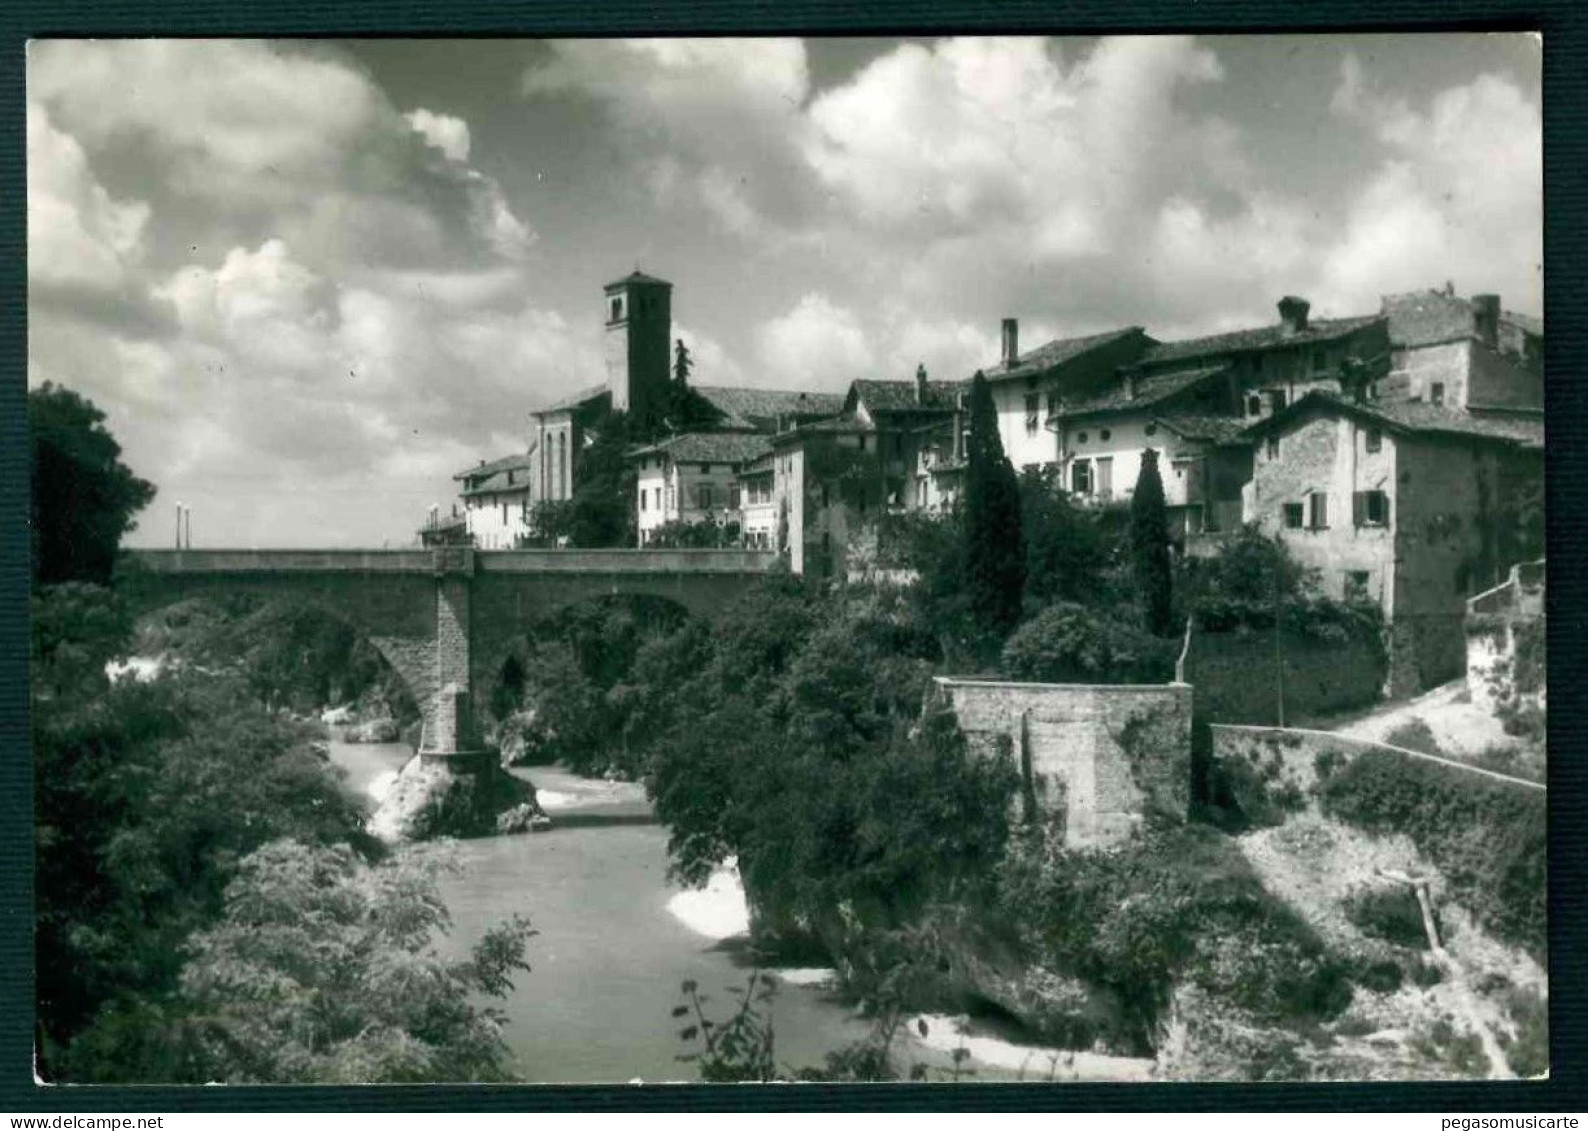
690;385;846;430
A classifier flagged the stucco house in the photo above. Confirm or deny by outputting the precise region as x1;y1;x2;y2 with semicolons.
1379;287;1543;412
1240;390;1542;694
631;431;774;545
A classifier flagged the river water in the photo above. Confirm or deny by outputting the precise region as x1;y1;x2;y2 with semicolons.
326;739;1152;1085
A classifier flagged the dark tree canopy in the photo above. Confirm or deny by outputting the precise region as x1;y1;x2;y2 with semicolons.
30;383;156;587
564;411;637;548
960;372;1025;639
1130;447;1174;636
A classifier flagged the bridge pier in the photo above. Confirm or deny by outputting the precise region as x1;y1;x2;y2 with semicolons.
417;548;491;772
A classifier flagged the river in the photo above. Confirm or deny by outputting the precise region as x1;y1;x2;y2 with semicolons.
326;738;1153;1085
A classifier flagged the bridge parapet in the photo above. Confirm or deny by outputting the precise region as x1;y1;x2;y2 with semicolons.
128;548;779;576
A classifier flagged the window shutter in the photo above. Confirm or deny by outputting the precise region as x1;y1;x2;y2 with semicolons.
1382;494;1391;527
1353;491;1365;527
1311;492;1328;529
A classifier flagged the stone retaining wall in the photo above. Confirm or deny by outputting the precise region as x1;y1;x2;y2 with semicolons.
933;677;1192;848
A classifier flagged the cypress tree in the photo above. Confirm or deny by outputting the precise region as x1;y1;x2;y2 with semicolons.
1131;447;1174;636
961;371;1026;637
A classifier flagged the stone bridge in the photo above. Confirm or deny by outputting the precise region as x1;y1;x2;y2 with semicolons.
122;547;778;768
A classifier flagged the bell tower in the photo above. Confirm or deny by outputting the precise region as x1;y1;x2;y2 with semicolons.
604;270;673;430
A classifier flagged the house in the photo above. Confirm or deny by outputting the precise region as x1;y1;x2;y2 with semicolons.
738;451;779;549
454;451;537;549
1240;389;1543;694
631;431;773;545
760;368;964;577
1379;288;1543;411
419;506;470;547
1045;297;1390;541
977;320;1153;472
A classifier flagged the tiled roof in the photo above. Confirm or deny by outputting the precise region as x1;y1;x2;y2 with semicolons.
628;431;772;465
1153;413;1252;446
454;452;534;481
536;382;610;415
771;417;871;446
1140;315;1382;366
1244;391;1544;449
691;385;846;430
461;471;532;497
1053;364;1232;419
1380;291;1482;349
983;327;1146;382
851;378;963;413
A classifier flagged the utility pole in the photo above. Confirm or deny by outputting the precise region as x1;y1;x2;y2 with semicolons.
1274;560;1286;727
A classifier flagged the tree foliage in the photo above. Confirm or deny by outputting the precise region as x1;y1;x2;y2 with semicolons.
1001;601;1176;685
1130;448;1174;635
960;372;1025;643
1019;465;1128;609
30;383;156;587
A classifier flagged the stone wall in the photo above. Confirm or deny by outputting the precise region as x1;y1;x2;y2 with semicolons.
1185;628;1385;725
933;677;1191;847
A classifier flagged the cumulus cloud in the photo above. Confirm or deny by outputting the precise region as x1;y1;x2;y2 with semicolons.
406;107;471;162
756;293;875;390
26;40;565;546
1318;60;1542;313
27;103;150;291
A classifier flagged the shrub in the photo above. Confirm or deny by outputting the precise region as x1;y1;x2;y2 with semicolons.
1383;718;1444;757
1320;750;1545;958
1343;885;1433;949
1503;987;1548;1078
1001;602;1176;685
994;824;1353;1053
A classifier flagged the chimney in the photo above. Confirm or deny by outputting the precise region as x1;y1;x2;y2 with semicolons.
915;363;929;405
1278;296;1311;336
1472;294;1500;350
1001;318;1019;369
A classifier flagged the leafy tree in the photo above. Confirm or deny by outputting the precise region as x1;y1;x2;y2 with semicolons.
1019;465;1128;609
1001;601;1176;685
1130;448;1174;635
673;338;693;389
90;840;536;1084
565;411;636;547
960;372;1025;643
30;383;156;587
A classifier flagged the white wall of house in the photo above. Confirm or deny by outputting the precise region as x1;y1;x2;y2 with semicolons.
988;379;1062;472
635;456;671;545
740;473;776;548
465;491;532;549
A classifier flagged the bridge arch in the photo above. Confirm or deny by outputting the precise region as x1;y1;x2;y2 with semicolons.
122;548;777;767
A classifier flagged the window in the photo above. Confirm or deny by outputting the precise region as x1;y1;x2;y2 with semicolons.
1343;571;1370;603
1095;457;1114;499
1353;490;1389;527
1246;394;1262;417
1430;382;1446;406
1025;394;1040;435
858;435;868;452
1076;431;1089;444
1365;429;1382;453
699;485;714;510
1283;503;1304;529
610;297;622;321
1145;423;1157;437
1100;429;1112;442
665;486;675;511
730;486;741;509
501;502;509;523
1269;388;1287;412
1071;459;1092;496
701;464;712;475
1308;492;1329;529
1266;435;1280;460
640;490;648;512
1048;392;1061;418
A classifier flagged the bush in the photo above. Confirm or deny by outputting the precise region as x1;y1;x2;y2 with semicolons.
994;824;1353;1053
1343;885;1433;949
1001;602;1176;685
1383;719;1444;757
1320;750;1545;958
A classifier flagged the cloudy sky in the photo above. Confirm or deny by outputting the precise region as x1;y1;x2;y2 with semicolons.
27;35;1541;548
